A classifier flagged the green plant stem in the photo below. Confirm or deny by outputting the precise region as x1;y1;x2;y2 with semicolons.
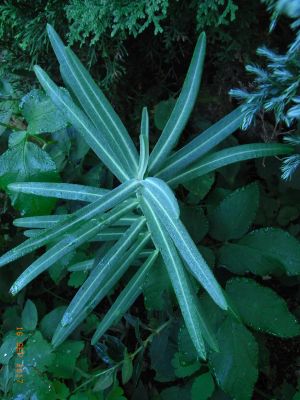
71;318;172;394
0;121;23;131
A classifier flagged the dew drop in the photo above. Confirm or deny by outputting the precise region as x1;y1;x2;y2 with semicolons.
61;312;72;326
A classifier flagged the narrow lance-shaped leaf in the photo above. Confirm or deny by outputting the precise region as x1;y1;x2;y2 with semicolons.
13;214;138;229
0;180;139;267
22;229;44;238
10;200;137;295
68;243;113;272
34;65;129;182
47;24;138;175
59;218;146;328
168;143;294;186
23;227;127;241
8;182;108;202
52;232;151;347
140;195;217;359
142;184;228;310
156;106;245;181
14;215;66;229
142;177;179;218
91;250;159;344
91;227;128;242
68;247;155;272
68;259;95;272
137;107;149;179
149;32;206;173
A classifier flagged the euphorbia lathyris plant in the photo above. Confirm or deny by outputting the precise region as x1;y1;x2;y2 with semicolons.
0;25;293;358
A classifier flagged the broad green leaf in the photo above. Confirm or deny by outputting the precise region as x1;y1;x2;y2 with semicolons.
9;182;108;202
226;278;300;337
149;32;206;173
0;180;139;268
142;185;227;310
93;370;114;392
68;271;87;288
48;340;84;378
141;195;217;359
52;233;151;347
91;250;158;344
47;128;72;171
9;200;138;295
177;325;198;364
59;218;146;329
40;306;67;341
149;323;177;382
154;98;176;130
219;228;300;276
0;79;15;135
21;89;68;134
181;204;208;243
0;331;28;365
168;143;294;186
191;372;215;400
53;381;70;400
137;107;149;179
183;172;215;198
34;65;129;182
0;134;59;216
209;182;259;241
157;106;244;181
47;24;138;175
107;385;126;400
171;352;201;378
122;351;134;384
143;256;173;311
22;299;38;331
23;331;54;372
12;369;56;399
209;316;259;400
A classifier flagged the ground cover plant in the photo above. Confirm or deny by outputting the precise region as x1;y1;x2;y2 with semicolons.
1;2;300;400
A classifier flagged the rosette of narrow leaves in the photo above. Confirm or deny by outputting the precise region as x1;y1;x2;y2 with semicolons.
1;25;293;359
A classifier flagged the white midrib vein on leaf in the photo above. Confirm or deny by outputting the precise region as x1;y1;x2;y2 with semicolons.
48;26;136;170
35;67;128;182
142;197;204;355
10;184;106;199
10;219;102;294
143;187;226;309
92;250;158;342
0;184;138;268
65;50;138;172
157;111;243;180
168;145;285;185
149;42;204;172
60;218;146;323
